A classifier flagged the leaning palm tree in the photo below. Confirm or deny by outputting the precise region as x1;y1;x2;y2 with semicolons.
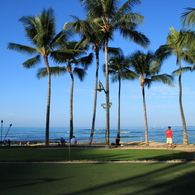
156;28;195;145
37;40;93;141
7;8;65;146
80;0;150;145
129;50;174;146
108;50;138;142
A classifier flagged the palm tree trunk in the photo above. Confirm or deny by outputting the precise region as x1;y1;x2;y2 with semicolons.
44;55;51;147
142;85;149;146
177;59;188;144
70;73;74;141
178;74;188;144
117;77;121;139
105;37;110;146
89;49;99;144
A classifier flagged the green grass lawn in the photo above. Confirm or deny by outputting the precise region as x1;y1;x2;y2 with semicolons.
1;163;195;195
0;147;193;161
0;147;194;194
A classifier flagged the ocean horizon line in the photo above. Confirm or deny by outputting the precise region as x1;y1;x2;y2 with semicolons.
3;125;195;128
1;126;195;144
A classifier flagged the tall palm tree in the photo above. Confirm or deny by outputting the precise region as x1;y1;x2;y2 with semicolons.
7;8;65;146
108;50;138;141
65;17;105;144
80;0;150;145
66;18;125;144
156;28;195;144
37;41;93;141
129;50;174;146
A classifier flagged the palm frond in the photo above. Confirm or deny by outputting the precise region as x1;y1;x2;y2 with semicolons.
115;0;141;18
120;70;138;80
75;52;93;69
19;8;56;50
149;60;161;74
37;68;48;79
151;74;174;87
107;49;138;83
128;50;174;88
73;67;87;81
156;28;195;66
37;66;67;79
129;50;150;75
115;12;144;26
50;29;72;48
181;7;195;28
144;78;152;88
7;43;37;54
155;45;173;62
120;28;150;48
172;66;192;76
107;47;123;56
50;49;83;63
22;55;41;68
19;16;38;43
65;17;92;34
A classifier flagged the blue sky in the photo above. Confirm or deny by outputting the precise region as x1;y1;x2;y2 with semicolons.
1;0;195;128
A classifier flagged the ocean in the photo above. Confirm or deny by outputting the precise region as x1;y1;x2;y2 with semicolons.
1;126;195;144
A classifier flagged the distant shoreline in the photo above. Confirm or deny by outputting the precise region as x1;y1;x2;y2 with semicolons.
1;141;195;151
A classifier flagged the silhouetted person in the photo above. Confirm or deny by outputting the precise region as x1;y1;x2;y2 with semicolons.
7;139;11;146
115;136;121;146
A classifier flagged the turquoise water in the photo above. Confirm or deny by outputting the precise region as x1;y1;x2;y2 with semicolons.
1;126;195;144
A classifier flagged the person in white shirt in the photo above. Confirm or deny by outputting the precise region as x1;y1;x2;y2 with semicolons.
70;136;77;145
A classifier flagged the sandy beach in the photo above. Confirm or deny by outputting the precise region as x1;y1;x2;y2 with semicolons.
5;140;195;152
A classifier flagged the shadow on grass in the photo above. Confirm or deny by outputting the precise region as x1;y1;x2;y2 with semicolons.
0;163;72;192
2;177;67;190
61;163;195;195
0;162;195;194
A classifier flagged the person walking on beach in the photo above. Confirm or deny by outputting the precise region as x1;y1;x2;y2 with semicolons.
166;126;173;149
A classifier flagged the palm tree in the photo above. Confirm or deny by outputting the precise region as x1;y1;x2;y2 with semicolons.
156;28;195;145
129;50;174;146
65;17;105;144
108;50;138;142
7;8;65;146
66;18;125;144
37;40;93;141
79;0;150;145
